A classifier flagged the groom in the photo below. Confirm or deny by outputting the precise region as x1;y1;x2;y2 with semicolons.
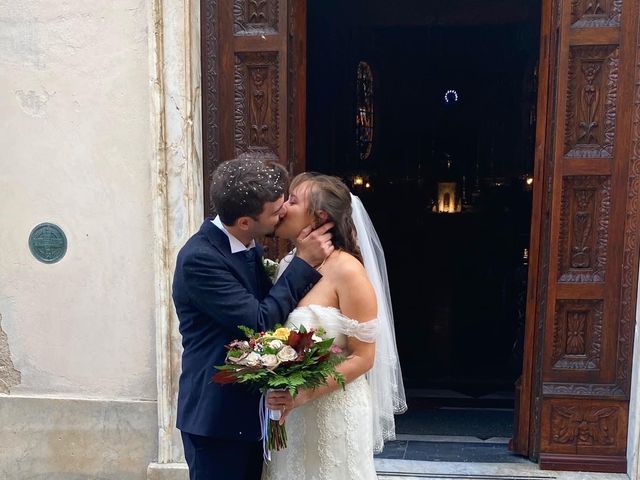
172;158;333;480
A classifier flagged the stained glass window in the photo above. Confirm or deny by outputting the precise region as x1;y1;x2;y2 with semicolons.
356;61;374;160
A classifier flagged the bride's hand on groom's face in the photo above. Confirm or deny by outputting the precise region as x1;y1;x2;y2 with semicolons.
296;222;335;268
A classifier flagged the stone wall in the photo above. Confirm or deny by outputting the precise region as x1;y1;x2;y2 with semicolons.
0;1;158;478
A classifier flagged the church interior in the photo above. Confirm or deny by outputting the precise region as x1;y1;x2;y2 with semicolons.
306;0;541;454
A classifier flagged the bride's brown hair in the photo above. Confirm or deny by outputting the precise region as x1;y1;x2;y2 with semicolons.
290;172;363;263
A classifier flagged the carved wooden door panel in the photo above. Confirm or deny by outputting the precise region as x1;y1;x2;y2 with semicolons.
201;0;306;216
515;0;640;472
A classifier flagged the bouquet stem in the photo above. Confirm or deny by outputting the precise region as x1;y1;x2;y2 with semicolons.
267;419;288;451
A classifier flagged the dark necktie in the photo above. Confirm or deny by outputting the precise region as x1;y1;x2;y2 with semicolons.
244;248;259;292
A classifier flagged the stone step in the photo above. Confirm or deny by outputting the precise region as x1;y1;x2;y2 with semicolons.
374;459;628;480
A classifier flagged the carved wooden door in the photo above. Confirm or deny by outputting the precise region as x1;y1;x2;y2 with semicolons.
514;0;640;472
201;0;306;216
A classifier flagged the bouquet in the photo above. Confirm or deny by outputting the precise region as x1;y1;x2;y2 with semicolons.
212;324;346;458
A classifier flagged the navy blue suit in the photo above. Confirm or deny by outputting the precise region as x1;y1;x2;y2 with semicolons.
172;218;321;479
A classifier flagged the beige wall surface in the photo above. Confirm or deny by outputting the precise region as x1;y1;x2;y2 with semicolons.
0;0;156;400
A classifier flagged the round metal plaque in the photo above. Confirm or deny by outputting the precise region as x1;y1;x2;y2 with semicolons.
28;223;67;264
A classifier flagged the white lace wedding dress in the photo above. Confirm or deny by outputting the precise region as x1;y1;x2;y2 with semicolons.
262;304;378;480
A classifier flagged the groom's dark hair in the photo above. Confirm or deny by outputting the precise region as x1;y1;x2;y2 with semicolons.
210;158;289;225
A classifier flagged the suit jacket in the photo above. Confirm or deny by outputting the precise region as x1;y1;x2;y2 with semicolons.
172;218;321;439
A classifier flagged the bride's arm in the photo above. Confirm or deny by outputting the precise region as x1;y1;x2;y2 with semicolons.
269;258;377;419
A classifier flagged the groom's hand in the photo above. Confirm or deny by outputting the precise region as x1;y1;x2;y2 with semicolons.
296;222;335;268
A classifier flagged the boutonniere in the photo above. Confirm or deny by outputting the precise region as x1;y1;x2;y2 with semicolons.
262;257;279;282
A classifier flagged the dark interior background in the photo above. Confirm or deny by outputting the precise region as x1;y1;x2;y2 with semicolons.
306;0;541;398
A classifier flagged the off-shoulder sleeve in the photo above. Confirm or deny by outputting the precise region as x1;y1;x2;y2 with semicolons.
340;316;378;342
304;305;378;343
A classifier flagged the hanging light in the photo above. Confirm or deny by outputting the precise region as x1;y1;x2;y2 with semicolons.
444;89;459;104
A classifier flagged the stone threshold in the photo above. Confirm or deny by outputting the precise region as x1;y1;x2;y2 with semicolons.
374;459;630;480
395;434;511;444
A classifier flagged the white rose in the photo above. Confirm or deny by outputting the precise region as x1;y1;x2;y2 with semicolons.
261;354;280;369
227;352;247;364
276;346;298;362
312;334;322;343
240;352;261;367
269;340;284;350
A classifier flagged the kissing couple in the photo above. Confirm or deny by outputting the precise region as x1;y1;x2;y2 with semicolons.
172;158;406;480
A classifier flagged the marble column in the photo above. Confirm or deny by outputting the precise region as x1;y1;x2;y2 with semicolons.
146;0;202;478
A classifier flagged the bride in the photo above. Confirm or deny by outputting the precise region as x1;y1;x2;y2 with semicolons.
263;172;407;480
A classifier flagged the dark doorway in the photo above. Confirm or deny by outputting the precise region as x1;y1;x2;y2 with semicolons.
307;0;541;449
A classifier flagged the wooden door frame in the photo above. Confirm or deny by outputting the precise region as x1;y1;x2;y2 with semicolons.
201;0;219;216
512;0;555;458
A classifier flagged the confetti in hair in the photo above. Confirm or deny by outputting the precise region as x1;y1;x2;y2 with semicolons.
209;158;289;223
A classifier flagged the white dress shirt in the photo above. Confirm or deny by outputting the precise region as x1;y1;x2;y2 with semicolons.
212;216;256;253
